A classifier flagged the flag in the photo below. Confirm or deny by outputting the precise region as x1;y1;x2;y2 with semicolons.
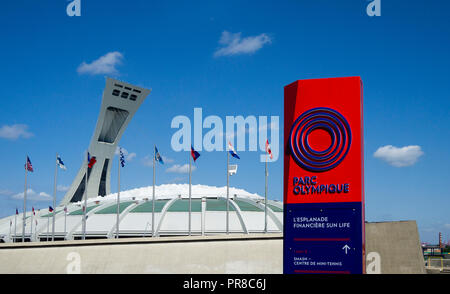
32;207;35;216
155;146;164;164
25;156;34;172
57;156;67;170
10;220;12;226
49;206;54;212
64;206;67;213
228;142;240;159
191;146;200;162
265;139;273;159
228;164;238;176
15;208;18;215
87;152;97;168
119;148;125;167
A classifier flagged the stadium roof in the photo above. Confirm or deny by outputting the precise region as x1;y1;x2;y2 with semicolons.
0;184;283;242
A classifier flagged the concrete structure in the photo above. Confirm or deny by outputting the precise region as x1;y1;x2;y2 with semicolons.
0;221;425;274
0;184;283;242
61;78;151;204
365;221;425;274
0;234;283;274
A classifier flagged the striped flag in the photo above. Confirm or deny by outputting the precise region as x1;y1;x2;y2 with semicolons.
228;142;240;159
191;146;200;162
25;156;34;172
49;206;54;212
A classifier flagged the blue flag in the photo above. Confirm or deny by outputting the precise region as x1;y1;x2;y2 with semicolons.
57;156;67;170
119;148;125;167
191;146;200;162
155;146;164;164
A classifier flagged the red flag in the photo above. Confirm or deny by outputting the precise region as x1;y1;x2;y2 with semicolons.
265;139;273;159
88;152;97;168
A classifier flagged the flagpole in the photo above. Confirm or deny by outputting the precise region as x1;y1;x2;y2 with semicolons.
83;151;88;240
30;209;33;242
52;153;58;241
9;221;12;242
226;150;229;235
116;151;121;239
14;211;17;242
265;157;268;233
152;146;155;237
189;152;191;236
47;212;50;241
23;156;28;242
64;208;67;239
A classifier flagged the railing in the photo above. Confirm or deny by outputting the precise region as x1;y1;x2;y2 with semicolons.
426;257;450;270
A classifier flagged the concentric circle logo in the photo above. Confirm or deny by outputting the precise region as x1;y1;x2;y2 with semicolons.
289;107;351;172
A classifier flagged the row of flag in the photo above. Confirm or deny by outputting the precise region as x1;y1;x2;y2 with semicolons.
15;139;273;225
23;139;271;175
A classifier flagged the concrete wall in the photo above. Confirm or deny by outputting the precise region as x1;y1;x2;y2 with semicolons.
0;221;425;274
0;234;283;274
365;221;425;274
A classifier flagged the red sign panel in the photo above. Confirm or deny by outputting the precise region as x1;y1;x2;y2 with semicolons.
284;77;364;205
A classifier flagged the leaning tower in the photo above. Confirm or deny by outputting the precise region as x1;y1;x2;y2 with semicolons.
60;78;151;204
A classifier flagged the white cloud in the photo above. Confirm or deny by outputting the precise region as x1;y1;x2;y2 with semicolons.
142;154;173;166
0;189;13;196
214;31;271;57
374;145;424;167
57;185;70;192
166;164;196;174
162;156;174;164
39;192;51;198
77;51;123;75
12;189;52;201
0;124;33;140
126;152;136;161
142;155;153;167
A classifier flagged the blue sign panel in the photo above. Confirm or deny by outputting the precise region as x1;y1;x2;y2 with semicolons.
284;202;364;274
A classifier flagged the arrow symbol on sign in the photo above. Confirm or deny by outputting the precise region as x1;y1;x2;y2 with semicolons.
342;244;351;254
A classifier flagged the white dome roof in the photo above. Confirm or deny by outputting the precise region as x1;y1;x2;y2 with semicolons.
0;184;283;243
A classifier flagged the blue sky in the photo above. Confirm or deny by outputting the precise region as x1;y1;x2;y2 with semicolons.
0;0;449;243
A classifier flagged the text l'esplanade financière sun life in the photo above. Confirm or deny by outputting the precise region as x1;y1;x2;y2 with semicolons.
292;176;349;196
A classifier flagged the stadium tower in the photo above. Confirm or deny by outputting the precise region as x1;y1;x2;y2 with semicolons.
60;78;151;205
